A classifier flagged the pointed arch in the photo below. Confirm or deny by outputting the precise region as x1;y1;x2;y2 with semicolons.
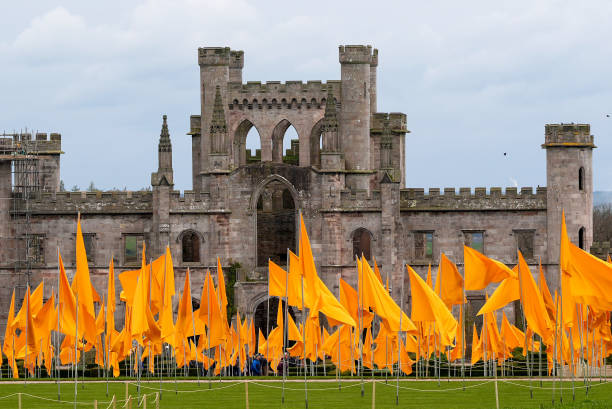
272;119;298;164
351;227;373;261
309;118;324;168
233;119;262;166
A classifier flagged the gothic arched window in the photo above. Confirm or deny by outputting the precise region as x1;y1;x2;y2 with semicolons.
578;227;586;250
182;231;200;263
578;167;585;191
352;228;372;261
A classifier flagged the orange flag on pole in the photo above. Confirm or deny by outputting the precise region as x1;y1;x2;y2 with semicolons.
464;245;516;291
71;215;97;344
58;251;77;336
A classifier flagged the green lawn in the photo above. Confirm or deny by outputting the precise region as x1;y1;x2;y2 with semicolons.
0;378;609;408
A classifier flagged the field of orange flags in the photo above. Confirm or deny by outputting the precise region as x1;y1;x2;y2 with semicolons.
1;210;611;384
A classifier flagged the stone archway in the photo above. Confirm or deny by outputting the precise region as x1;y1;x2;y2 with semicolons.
249;175;300;267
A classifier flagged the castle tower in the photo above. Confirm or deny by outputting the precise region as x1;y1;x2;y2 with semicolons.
198;47;231;192
339;45;375;190
151;115;174;255
544;123;594;287
229;50;244;83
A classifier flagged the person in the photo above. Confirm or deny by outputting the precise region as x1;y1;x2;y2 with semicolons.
251;354;262;376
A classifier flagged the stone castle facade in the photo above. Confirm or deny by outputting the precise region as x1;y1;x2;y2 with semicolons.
0;45;597;342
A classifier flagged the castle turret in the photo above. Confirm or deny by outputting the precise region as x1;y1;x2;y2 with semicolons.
544;123;594;288
229;50;244;83
339;45;375;190
198;47;231;192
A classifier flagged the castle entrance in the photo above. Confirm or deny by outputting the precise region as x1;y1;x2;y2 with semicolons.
255;178;297;267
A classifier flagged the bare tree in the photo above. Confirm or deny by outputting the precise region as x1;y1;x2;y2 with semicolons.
593;203;612;243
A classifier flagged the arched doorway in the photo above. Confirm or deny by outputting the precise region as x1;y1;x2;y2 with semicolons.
256;178;297;267
253;297;298;354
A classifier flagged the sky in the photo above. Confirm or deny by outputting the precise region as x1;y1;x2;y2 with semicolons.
1;0;611;192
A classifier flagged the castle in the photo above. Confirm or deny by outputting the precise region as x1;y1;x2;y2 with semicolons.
0;45;597;345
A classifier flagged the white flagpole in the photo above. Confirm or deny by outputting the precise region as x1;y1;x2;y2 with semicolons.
396;263;405;406
56;248;61;401
74;294;79;409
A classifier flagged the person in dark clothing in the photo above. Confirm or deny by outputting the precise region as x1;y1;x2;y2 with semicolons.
251;355;262;376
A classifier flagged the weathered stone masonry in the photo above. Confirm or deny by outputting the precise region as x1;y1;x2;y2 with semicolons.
0;46;597;345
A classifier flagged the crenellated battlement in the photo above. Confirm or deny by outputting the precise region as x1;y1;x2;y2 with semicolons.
339;45;376;64
371;113;409;134
399;186;547;211
543;123;594;147
0;132;62;155
26;191;153;214
339;189;382;210
228;80;341;111
230;50;244;69
198;47;232;66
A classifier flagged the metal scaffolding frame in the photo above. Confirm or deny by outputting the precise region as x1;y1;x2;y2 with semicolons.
1;131;41;303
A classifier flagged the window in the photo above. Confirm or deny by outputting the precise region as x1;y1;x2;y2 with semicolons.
182;231;200;263
414;231;433;260
352;228;372;261
579;227;586;250
27;234;45;264
124;235;144;264
578;167;584;191
464;231;484;253
514;230;535;260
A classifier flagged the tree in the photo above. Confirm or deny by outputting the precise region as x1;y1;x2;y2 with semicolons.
59;180;65;192
87;181;97;192
71;185;79;192
593;203;612;243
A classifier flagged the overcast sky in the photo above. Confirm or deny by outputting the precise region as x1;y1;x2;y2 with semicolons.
2;1;611;192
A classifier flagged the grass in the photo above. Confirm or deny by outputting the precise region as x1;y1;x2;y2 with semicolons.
0;378;609;408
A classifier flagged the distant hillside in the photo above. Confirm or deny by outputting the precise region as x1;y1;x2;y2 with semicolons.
594;191;612;206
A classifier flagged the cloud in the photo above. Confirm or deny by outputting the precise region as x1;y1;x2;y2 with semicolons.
1;0;611;191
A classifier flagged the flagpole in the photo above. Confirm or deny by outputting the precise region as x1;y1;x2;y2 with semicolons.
358;256;364;398
56;248;61;400
396;263;405;406
74;294;78;409
461;263;466;390
552;294;559;405
206;269;212;389
160;250;167;398
266;258;270;379
301;273;308;409
187;268;200;385
282;250;289;403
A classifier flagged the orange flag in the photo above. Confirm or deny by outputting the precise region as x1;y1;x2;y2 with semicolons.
477;265;519;315
160;246;176;344
408;265;457;346
268;260;288;298
471;324;482;364
538;260;555;320
361;258;415;333
71;215;97;344
198;270;226;347
450;306;464;361
339;278;374;328
464;245;516;291
58;251;77;336
434;253;464;307
518;251;554;344
2;290;16;362
175;269;194;342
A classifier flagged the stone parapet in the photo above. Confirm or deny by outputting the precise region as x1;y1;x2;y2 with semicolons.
544;123;594;147
371;112;408;133
27;191;153;213
399;186;547;211
227;80;340;110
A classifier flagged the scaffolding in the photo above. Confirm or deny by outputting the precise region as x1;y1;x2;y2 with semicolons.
1;131;41;302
